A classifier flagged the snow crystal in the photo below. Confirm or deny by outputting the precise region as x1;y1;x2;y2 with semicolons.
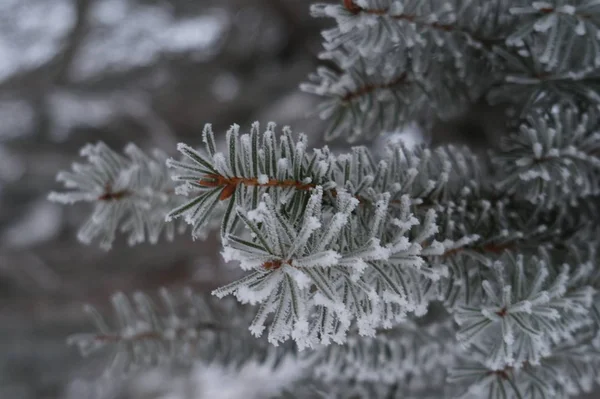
291;250;341;269
277;158;289;173
236;276;280;305
247;202;268;222
257;174;269;185
284;267;311;290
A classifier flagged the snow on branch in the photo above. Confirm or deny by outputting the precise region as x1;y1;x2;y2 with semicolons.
508;1;600;69
312;0;509;66
308;317;457;385
494;104;600;207
212;184;448;348
67;288;280;374
167;123;481;235
304;0;515;140
488;46;600;112
455;251;595;371
301;43;488;141
449;329;600;399
166;122;335;238
49;142;184;249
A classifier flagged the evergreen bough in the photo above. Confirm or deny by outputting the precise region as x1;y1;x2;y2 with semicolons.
50;1;600;398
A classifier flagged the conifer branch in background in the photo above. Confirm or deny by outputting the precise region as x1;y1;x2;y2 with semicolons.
49;143;185;249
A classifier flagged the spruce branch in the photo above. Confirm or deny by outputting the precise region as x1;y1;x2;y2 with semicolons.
166;122;335;237
493;104;600;207
304;0;509;139
49;142;184;249
308;317;457;384
454;252;594;371
67;288;276;374
450;330;600;399
508;1;600;69
167;123;481;233
340;0;505;48
488;45;600;111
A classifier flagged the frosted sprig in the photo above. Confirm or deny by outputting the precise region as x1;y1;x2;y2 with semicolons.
302;53;484;141
213;187;388;347
168;123;482;238
362;205;446;321
488;46;600;111
309;318;457;385
167;123;334;238
438;198;600;309
311;0;511;69
301;63;431;141
494;104;600;207
304;0;513;140
448;353;557;399
330;142;483;209
455;252;595;371
213;184;443;347
67;288;244;373
49;142;183;249
508;1;600;69
449;330;600;399
541;334;600;397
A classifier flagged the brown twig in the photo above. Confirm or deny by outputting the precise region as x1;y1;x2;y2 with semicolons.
342;73;408;103
489;368;511;380
262;259;296;271
486;362;530;380
98;184;130;201
197;172;399;208
97;185;174;201
343;0;362;14
496;307;508;317
198;174;317;201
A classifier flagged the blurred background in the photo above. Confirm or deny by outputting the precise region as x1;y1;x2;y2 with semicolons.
0;0;327;397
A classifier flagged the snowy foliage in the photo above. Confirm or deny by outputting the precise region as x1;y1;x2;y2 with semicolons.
49;142;185;249
507;1;600;68
165;123;335;238
455;252;594;370
487;46;600;112
494;104;600;207
303;0;514;140
67;288;292;374
48;1;600;398
212;183;442;348
309;317;457;384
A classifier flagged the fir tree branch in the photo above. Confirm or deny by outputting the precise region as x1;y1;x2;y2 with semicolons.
67;289;267;373
342;0;503;48
49;143;185;249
